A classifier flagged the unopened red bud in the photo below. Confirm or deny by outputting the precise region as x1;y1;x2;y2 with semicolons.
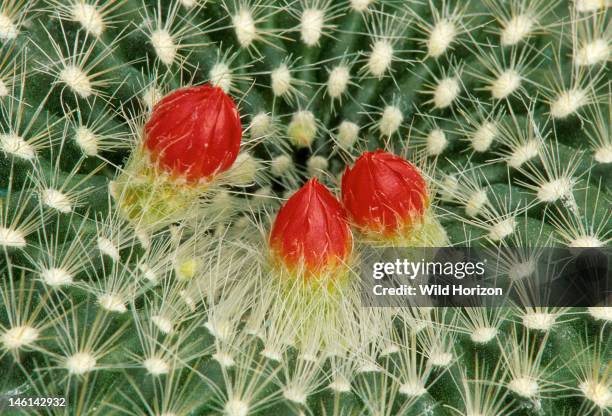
341;150;429;239
269;178;352;276
144;84;242;181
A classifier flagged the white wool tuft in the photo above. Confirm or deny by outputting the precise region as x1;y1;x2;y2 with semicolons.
71;2;105;36
471;122;497;152
379;106;403;137
150;29;177;66
209;63;232;92
488;217;516;241
501;14;534;46
65;352;97;375
1;325;39;350
41;267;74;287
507;140;539;168
60;65;94;98
0;227;27;248
301;9;325;46
575;38;610;66
508;377;539;398
336;121;359;149
271;64;293;97
42;189;73;213
433;77;460;109
0;13;18;40
367;40;394;77
536;177;573;203
550;88;588;119
287;111;317;148
426;128;448;156
0;133;36;161
233;8;257;48
491;69;521;100
327;65;350;98
428;20;457;58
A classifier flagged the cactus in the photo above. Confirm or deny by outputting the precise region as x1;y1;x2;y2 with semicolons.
0;0;611;415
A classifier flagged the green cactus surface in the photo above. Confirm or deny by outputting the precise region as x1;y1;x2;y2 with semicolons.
0;0;611;415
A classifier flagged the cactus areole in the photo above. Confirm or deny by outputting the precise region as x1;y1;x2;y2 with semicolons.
269;178;352;277
144;84;242;182
341;150;429;238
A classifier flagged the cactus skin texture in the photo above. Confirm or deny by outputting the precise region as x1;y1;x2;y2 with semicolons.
0;0;611;415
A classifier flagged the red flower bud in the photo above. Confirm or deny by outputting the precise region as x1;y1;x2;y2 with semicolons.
269;179;352;276
144;84;242;182
341;150;429;239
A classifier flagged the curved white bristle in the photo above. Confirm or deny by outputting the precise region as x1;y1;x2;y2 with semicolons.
336;121;359;149
98;293;127;313
59;65;93;98
1;325;39;350
501;14;534;46
433;77;460;109
41;188;72;213
379;105;403;137
271;64;293;97
327;65;350;98
65;352;97;375
575;38;610;67
0;133;36;160
143;356;170;376
41;267;73;287
536;177;573;203
471;122;497;152
287;111;317;148
301;9;324;46
488;217;516;241
426;128;448;156
508;140;539;168
71;2;105;36
209;63;232;92
428;20;457;58
367;40;394;78
491;69;521;100
0;227;27;248
150;29;177;66
550;88;588;119
0;12;18;40
233;7;257;48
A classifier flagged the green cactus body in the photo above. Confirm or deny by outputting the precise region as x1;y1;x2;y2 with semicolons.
0;0;611;415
